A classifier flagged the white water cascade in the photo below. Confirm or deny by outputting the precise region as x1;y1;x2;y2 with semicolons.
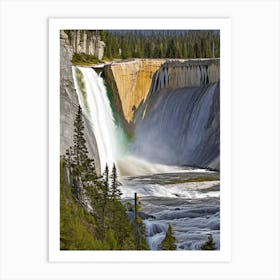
72;66;120;172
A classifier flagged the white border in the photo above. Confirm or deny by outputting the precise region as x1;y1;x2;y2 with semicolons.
49;18;231;262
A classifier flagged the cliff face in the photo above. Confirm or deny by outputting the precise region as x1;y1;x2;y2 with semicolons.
60;31;79;154
150;59;219;92
60;31;100;173
104;59;165;131
64;30;105;60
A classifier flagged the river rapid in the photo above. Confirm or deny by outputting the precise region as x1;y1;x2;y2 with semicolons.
120;168;220;250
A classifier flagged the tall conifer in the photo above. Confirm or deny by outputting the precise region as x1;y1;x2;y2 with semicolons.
160;224;176;250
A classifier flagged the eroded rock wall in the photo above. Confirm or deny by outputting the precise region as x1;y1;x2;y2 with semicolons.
64;30;105;60
60;30;78;154
151;59;220;92
104;59;166;128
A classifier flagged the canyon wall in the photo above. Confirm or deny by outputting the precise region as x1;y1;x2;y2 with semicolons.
104;59;165;132
63;30;105;60
60;31;220;171
60;31;100;173
60;30;78;154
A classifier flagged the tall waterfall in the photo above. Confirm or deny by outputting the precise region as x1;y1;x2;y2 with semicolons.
132;82;220;169
72;66;122;173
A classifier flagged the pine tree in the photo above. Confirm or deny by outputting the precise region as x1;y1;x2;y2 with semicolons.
200;234;216;250
103;164;109;194
133;193;149;250
110;163;122;200
160;224;176;250
72;105;96;180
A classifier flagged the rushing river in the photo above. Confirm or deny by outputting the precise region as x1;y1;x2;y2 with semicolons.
120;169;220;250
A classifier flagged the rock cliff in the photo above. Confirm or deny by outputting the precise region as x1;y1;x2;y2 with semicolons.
150;59;219;92
104;59;165;132
60;30;101;173
60;30;78;154
64;30;105;60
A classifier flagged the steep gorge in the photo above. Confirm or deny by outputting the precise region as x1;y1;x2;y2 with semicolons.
60;29;220;172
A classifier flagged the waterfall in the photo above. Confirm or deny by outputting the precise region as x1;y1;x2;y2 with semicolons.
72;66;121;173
132;82;220;168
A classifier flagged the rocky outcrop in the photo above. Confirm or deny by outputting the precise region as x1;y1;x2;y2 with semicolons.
104;59;166;131
64;30;105;60
150;59;219;93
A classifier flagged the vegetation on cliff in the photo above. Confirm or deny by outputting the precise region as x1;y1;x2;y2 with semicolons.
71;52;102;66
60;105;148;250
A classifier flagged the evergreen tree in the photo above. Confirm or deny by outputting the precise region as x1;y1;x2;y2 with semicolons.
110;163;122;200
103;164;109;194
133;193;149;250
200;234;216;250
160;224;176;250
72;105;96;180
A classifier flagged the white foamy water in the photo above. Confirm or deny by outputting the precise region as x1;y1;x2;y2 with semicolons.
121;171;220;250
73;66;119;172
120;179;219;199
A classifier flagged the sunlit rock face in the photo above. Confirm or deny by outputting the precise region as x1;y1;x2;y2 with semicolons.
104;59;166;129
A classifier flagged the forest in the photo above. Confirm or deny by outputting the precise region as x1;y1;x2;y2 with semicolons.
100;30;220;59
